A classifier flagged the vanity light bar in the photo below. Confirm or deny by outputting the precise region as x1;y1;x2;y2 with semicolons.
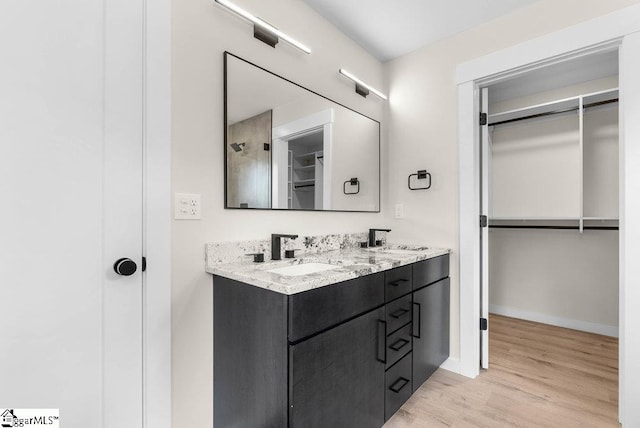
339;69;388;100
215;0;312;54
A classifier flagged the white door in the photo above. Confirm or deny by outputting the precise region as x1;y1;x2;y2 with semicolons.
0;1;144;427
480;87;491;369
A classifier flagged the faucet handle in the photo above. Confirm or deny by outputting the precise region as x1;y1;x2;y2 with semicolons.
245;253;265;263
284;248;303;259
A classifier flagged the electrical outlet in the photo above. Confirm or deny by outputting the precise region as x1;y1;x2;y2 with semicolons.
175;193;201;220
395;203;404;219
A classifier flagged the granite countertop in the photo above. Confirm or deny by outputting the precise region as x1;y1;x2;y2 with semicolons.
206;244;450;295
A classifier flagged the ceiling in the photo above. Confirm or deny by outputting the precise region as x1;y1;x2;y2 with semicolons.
302;0;539;62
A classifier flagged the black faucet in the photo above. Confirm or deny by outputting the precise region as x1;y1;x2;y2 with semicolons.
368;228;391;247
271;234;299;260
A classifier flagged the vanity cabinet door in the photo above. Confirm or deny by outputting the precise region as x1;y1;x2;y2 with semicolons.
412;278;450;392
289;307;385;428
413;254;449;290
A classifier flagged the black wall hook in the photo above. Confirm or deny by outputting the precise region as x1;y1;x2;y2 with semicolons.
343;178;360;195
408;170;431;190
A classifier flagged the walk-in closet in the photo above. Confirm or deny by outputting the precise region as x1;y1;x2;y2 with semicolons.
481;49;619;366
287;131;324;210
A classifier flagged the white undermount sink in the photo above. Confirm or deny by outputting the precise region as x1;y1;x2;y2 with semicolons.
266;262;340;277
379;249;420;255
367;248;420;255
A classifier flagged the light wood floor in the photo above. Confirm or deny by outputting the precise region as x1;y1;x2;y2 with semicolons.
385;314;619;428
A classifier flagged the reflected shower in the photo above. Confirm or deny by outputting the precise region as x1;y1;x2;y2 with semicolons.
230;142;246;152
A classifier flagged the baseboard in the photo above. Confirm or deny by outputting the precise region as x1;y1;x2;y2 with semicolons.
439;357;463;375
489;304;618;338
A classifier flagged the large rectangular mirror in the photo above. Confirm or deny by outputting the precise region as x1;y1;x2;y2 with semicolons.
224;52;380;212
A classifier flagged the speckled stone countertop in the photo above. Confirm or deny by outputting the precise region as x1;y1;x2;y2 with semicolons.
206;243;450;295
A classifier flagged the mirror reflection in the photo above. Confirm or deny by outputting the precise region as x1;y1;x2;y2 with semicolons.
225;52;380;212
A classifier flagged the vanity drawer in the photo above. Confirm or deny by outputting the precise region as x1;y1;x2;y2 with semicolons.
385;265;412;302
386;323;412;369
386;294;412;335
385;352;412;421
413;254;449;290
288;272;384;343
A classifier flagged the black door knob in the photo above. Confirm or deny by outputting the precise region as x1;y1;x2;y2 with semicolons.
114;258;137;276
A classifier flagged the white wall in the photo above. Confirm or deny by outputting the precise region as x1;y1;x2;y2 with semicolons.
171;0;385;426
491;113;582;218
384;0;640;366
489;229;619;335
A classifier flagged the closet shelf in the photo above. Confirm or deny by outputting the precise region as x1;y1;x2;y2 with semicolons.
489;88;618;126
490;217;581;221
294;151;323;165
489;217;619;231
490;216;619;222
583;89;619;106
293;179;315;184
294;165;315;171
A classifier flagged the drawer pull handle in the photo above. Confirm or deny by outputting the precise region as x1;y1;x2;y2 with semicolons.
412;302;421;338
377;320;387;363
389;278;409;287
390;307;409;319
389;338;410;352
389;377;410;393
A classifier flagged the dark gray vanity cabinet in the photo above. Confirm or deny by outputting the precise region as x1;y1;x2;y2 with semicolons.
213;253;450;428
213;276;288;428
289;307;385;427
412;256;450;392
214;272;385;428
383;254;450;419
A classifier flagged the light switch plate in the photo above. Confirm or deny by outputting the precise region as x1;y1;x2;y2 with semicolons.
175;193;201;220
395;203;404;219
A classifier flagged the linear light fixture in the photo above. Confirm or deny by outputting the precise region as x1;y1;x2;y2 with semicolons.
339;69;388;100
214;0;311;54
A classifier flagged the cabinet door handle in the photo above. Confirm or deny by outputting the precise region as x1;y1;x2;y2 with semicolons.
389;377;410;394
389;278;409;287
390;307;409;319
412;302;421;338
389;337;410;352
377;320;387;363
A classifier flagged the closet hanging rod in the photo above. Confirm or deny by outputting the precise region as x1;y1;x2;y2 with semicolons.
489;225;619;231
489;98;618;127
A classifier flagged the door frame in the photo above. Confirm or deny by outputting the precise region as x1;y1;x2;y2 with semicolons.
456;4;640;425
141;0;171;426
272;109;334;209
479;87;489;370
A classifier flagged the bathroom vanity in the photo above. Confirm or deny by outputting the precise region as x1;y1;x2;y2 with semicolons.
208;241;450;427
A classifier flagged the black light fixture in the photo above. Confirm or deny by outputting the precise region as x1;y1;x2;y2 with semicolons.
339;69;387;100
214;0;311;54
